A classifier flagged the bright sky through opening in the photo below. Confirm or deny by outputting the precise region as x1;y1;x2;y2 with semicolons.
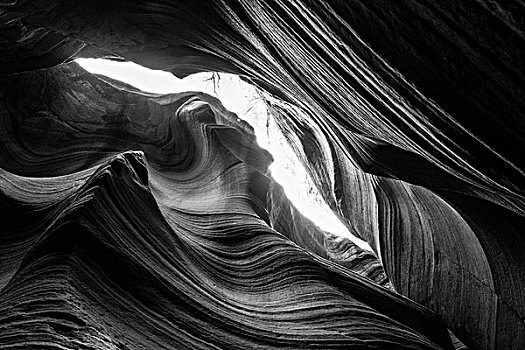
75;58;372;251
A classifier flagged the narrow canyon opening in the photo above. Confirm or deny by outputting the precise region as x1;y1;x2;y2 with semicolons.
75;57;372;251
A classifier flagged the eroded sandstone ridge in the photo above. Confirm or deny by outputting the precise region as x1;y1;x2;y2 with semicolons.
1;1;524;349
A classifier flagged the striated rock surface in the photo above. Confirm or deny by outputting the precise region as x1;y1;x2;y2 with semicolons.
271;100;525;349
1;0;524;349
267;178;393;289
1;65;453;348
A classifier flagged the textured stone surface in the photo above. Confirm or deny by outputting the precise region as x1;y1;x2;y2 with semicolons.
0;65;451;348
1;0;524;349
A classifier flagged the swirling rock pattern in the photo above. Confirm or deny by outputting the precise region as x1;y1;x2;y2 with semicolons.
1;0;524;349
271;100;525;349
0;66;453;348
267;179;393;289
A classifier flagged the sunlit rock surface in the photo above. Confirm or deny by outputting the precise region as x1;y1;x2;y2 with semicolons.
1;0;524;349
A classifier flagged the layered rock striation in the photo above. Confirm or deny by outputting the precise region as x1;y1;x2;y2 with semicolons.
1;65;451;348
1;0;524;349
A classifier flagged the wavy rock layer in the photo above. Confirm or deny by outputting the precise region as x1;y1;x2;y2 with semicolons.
1;0;524;349
267;179;393;289
0;67;453;348
272;98;525;349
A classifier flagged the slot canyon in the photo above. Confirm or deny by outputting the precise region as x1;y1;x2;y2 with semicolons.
0;1;524;349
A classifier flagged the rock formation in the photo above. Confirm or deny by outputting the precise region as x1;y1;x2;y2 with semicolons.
1;1;523;349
